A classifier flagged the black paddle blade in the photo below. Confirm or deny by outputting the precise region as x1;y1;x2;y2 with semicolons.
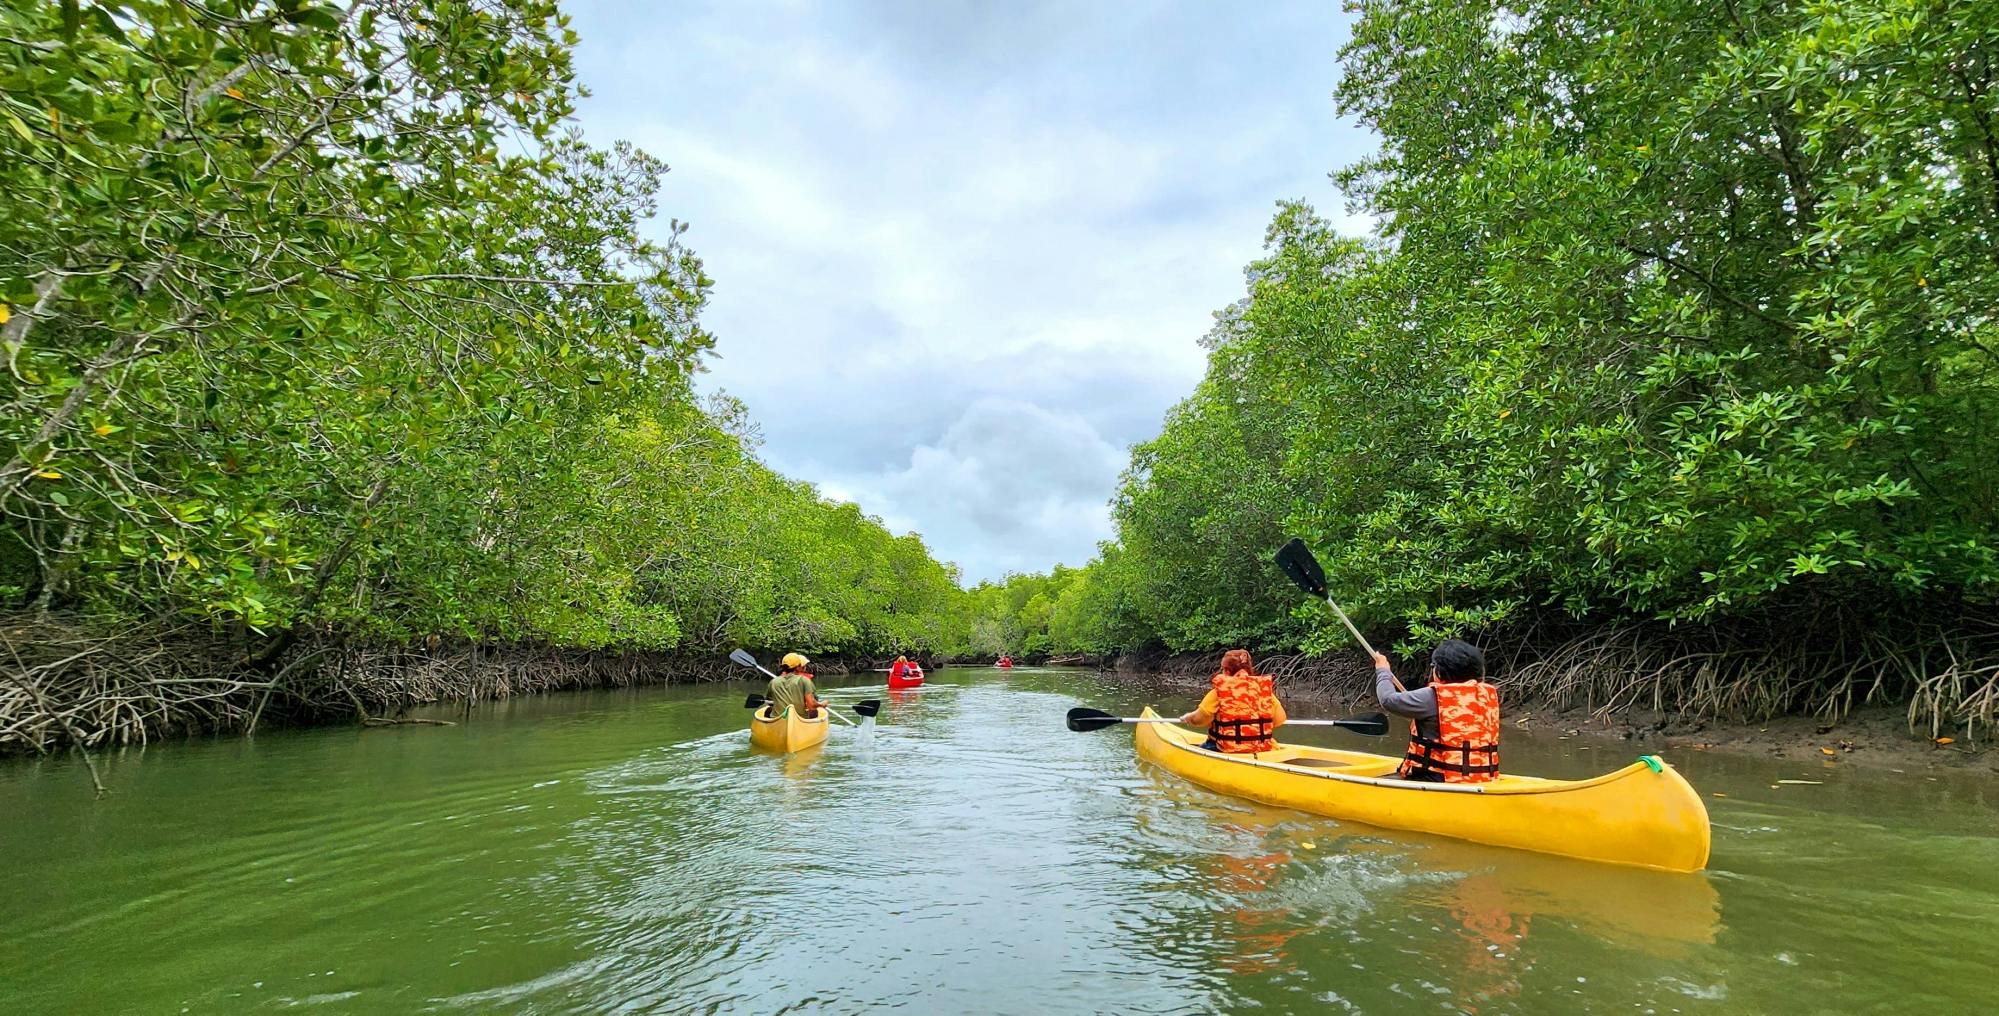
1275;538;1329;598
1339;712;1390;736
729;648;759;669
852;700;881;719
743;694;768;709
1065;707;1123;732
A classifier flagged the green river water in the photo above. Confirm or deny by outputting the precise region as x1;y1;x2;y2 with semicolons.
2;667;1994;1014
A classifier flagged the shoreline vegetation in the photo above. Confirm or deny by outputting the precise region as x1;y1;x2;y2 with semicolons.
0;4;972;769
5;1;1997;778
962;1;1999;745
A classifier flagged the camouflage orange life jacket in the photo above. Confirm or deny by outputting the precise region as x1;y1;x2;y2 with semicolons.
1208;670;1277;754
1401;680;1500;783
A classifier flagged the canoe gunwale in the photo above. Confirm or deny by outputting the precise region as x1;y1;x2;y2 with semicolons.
1133;706;1710;871
1138;706;1661;797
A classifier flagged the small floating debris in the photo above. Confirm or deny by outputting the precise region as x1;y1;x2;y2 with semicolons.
1776;779;1822;785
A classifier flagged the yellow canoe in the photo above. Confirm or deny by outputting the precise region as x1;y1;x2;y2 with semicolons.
749;704;830;754
1133;706;1710;872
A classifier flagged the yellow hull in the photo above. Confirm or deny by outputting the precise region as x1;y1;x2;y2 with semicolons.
1133;707;1710;871
749;705;830;754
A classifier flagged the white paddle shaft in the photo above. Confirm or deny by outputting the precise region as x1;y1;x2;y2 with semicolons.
1120;717;1369;728
1321;593;1376;658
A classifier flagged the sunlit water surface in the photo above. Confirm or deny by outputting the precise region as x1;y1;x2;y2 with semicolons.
3;668;1994;1014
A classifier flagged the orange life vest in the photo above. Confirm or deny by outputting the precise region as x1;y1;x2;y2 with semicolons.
1207;670;1277;754
1401;680;1500;783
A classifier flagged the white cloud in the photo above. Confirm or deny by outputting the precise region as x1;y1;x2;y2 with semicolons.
567;0;1377;581
835;398;1125;578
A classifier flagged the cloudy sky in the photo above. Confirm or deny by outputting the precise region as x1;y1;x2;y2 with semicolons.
566;0;1375;583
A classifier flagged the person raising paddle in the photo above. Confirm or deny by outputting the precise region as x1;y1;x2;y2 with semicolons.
1374;639;1500;783
766;652;822;720
1179;649;1287;753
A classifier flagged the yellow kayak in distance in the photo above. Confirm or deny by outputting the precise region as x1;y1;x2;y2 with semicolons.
749;704;830;754
1133;706;1710;872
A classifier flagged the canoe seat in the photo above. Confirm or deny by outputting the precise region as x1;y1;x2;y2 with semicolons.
1275;757;1353;769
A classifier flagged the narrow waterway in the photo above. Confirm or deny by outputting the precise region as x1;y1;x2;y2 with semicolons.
2;668;1993;1014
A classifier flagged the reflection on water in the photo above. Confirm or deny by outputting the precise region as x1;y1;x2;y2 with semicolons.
0;667;1992;1014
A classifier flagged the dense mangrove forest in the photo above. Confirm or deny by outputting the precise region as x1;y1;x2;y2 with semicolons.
970;0;1999;737
0;1;972;756
5;0;1998;766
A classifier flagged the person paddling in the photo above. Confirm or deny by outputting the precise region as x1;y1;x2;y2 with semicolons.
889;654;915;681
1373;639;1499;783
766;652;823;719
1178;649;1287;753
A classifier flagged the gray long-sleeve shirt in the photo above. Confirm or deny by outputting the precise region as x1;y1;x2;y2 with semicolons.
1376;666;1439;741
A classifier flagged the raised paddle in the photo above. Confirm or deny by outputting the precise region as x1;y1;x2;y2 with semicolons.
1274;538;1377;658
729;649;876;726
743;693;881;721
1064;707;1388;736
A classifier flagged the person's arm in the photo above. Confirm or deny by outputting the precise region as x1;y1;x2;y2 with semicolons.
1372;653;1436;719
1270;695;1288;728
1179;690;1218;726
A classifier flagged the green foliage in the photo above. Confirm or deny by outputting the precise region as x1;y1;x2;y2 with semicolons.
0;1;966;659
995;0;1999;658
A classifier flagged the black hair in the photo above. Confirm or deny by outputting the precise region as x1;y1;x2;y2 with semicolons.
1430;639;1485;681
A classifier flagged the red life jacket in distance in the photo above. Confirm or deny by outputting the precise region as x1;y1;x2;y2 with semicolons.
1401;680;1500;783
1207;670;1278;754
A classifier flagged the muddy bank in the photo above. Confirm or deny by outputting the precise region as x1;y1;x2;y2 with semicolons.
1098;649;1992;774
0;613;924;757
1512;703;1996;775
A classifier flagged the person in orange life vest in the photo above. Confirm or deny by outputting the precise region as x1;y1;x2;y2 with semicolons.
1178;649;1287;753
1373;639;1500;783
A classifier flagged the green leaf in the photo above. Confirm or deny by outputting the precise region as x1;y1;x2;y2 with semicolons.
4;110;35;143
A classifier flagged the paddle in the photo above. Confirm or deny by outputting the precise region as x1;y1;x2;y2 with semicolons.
1064;707;1388;736
743;693;881;721
1274;538;1377;657
729;649;878;726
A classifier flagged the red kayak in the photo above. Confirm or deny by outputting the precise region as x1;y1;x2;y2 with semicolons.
888;667;924;690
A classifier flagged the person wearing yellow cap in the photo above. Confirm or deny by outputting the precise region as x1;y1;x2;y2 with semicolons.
767;652;822;719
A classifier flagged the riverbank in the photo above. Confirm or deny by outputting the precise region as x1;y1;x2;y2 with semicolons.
0;613;937;757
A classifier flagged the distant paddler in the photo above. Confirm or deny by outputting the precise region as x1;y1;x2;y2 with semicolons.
767;652;823;719
995;654;1013;669
887;654;923;689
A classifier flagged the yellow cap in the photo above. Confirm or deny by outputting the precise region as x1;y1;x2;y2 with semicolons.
782;652;809;669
